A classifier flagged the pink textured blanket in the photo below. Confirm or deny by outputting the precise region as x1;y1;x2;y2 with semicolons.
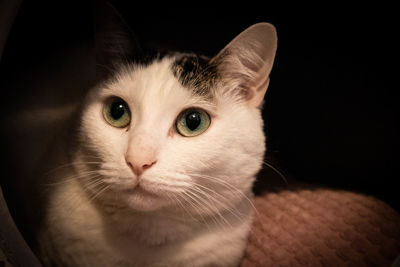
241;182;400;266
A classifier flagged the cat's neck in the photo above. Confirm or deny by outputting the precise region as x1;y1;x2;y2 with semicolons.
100;195;253;246
54;172;253;249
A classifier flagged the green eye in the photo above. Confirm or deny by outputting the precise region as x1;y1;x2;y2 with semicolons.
176;108;211;137
103;97;131;128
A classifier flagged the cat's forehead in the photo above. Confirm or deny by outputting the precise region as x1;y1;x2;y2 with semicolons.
171;54;218;98
100;56;217;110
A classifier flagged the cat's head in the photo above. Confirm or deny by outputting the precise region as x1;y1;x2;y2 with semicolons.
77;15;277;215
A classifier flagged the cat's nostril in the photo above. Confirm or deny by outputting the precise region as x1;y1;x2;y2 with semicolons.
126;161;133;169
126;159;157;177
142;160;157;170
142;161;157;170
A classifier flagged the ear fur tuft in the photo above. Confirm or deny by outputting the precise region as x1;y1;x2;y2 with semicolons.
211;23;277;107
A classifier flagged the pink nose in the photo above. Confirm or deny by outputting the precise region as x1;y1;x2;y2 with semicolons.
126;133;159;177
126;159;157;177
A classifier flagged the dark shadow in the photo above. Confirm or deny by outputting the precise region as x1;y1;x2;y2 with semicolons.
0;1;399;266
0;1;96;259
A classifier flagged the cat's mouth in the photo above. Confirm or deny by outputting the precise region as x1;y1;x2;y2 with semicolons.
121;182;161;199
116;180;172;211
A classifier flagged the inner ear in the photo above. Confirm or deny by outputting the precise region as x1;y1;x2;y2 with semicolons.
211;23;277;108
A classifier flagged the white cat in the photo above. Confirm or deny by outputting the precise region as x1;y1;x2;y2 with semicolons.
38;20;277;266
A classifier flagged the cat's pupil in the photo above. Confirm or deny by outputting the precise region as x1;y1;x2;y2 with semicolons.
186;112;201;131
110;102;126;120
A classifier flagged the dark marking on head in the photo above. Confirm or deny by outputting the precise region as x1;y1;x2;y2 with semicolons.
171;54;219;98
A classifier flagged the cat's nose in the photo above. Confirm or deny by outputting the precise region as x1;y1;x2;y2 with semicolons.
126;158;157;177
125;133;159;177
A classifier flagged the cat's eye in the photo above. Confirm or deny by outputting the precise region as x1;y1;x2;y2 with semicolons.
103;97;131;128
176;108;211;137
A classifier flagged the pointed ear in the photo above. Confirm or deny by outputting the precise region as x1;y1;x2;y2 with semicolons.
211;23;277;108
93;1;141;80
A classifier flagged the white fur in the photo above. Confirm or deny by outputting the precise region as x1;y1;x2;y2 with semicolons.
39;56;266;267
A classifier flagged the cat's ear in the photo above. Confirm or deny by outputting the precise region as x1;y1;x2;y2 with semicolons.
211;23;277;108
93;1;141;80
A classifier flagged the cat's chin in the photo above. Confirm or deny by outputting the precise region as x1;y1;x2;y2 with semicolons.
118;184;170;212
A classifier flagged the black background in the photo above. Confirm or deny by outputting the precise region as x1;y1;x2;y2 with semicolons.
1;1;399;212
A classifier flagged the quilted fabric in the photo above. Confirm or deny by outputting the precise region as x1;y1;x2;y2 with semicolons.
241;182;400;267
2;181;400;267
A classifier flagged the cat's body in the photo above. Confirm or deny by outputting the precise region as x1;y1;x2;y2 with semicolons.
33;7;277;266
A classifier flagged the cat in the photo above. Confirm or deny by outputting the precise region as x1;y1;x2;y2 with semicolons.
37;5;277;267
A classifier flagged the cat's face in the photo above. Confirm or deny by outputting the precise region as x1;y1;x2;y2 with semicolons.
79;57;263;212
77;23;277;214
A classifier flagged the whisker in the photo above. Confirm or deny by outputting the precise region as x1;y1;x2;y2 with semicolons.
165;193;187;222
189;186;235;228
262;160;288;184
180;191;209;224
79;155;103;159
44;161;102;175
42;170;102;186
191;182;245;221
86;183;111;204
58;176;106;212
82;176;105;189
184;172;260;218
176;193;208;224
185;188;231;229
